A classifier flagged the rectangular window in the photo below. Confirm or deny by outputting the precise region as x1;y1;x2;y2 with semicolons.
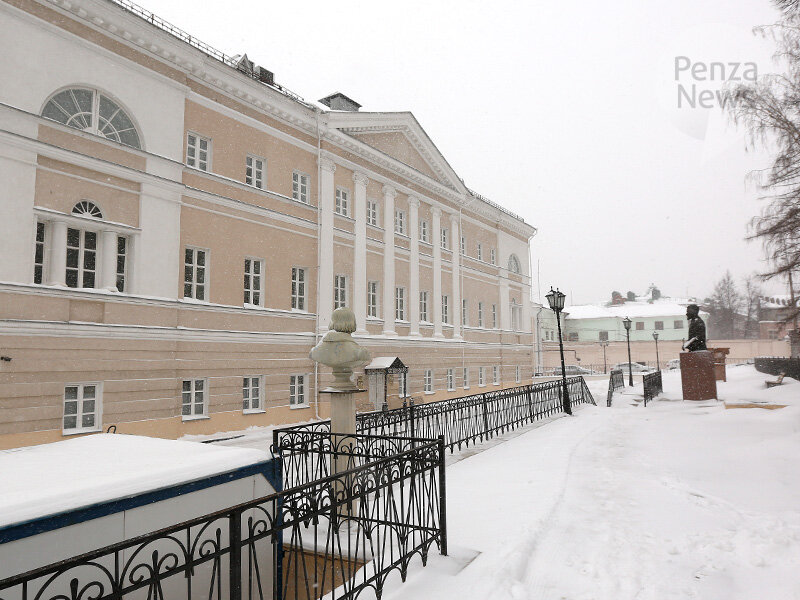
419;220;429;243
116;236;127;292
367;281;379;317
511;303;522;331
291;267;306;310
636;321;644;331
441;227;449;249
447;368;454;391
399;372;408;397
292;171;309;204
334;274;347;309
394;209;406;234
674;320;683;329
244;258;263;306
442;295;449;324
424;369;433;393
34;222;46;284
493;366;499;385
655;321;664;330
462;299;468;326
478;366;485;386
490;248;496;265
186;133;210;171
477;243;483;261
245;155;265;189
419;290;429;322
242;376;262;412
568;332;579;341
66;228;97;288
599;330;609;341
395;287;406;320
181;378;207;419
478;302;484;327
63;383;100;433
463;367;469;388
335;187;350;217
515;365;521;383
492;304;497;328
290;374;307;407
460;236;466;255
183;247;207;301
367;200;379;226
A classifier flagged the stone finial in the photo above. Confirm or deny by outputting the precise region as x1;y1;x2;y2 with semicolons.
309;307;370;391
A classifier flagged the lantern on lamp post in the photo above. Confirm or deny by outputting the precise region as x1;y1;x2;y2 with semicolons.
623;317;633;387
545;287;571;415
652;331;660;371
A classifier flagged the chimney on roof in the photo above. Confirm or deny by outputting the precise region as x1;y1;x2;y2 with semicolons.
319;92;361;112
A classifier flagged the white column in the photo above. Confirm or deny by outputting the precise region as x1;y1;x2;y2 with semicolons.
48;220;68;286
450;213;462;339
408;197;421;336
499;278;511;331
0;145;37;284
318;157;336;332
432;206;443;337
382;185;397;336
100;230;118;291
522;284;533;333
352;172;369;334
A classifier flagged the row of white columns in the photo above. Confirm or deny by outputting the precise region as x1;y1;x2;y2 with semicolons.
318;158;464;338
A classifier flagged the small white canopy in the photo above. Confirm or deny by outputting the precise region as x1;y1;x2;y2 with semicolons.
365;356;407;372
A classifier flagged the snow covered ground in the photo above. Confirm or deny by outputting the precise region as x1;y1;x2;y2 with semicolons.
378;365;800;600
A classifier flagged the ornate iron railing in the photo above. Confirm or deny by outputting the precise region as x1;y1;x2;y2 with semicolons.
642;371;663;407
607;369;624;407
277;378;595;475
0;436;446;600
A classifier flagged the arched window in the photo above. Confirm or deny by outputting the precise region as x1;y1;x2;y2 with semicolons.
72;201;103;219
508;254;521;274
42;88;142;149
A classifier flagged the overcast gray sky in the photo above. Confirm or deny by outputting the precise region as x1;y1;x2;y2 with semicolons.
150;0;785;305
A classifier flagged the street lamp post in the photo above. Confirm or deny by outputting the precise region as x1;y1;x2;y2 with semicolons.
599;340;609;374
546;287;571;415
623;317;633;387
652;331;660;371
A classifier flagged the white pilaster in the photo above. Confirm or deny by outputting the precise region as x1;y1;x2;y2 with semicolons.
450;213;462;339
408;197;421;337
499;278;511;331
100;230;118;291
382;185;397;336
48;220;68;287
318;157;337;332
432;206;443;337
353;171;369;334
522;283;533;333
0;145;37;284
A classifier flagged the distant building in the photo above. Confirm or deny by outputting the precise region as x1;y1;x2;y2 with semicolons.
759;295;799;340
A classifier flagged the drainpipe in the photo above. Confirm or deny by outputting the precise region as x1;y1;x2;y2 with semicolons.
313;108;323;419
535;304;544;375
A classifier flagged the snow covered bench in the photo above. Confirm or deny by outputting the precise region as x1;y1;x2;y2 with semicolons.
766;372;786;388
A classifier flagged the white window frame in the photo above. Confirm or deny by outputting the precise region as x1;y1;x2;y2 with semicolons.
115;235;128;293
181;378;208;420
442;295;449;324
460;236;466;255
63;383;102;434
447;368;454;391
490;248;496;265
511;303;522;331
395;287;406;321
184;246;208;301
477;243;483;261
419;220;429;243
419;290;429;322
394;209;406;235
244;257;264;306
34;221;47;285
463;367;469;389
462;299;468;326
186;132;210;171
441;227;449;249
291;267;307;311
492;304;498;328
246;154;265;189
334;274;348;309
290;374;308;408
367;200;379;227
478;302;484;328
367;281;379;318
424;369;433;393
493;366;499;385
335;187;350;217
66;226;98;289
292;171;310;204
243;375;264;413
478;367;485;387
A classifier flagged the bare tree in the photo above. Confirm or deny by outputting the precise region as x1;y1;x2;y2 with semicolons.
742;274;763;338
705;271;743;339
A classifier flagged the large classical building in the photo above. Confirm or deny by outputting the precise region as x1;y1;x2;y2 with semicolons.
0;0;536;448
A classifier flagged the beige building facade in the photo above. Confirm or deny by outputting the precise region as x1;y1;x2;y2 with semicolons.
0;0;537;449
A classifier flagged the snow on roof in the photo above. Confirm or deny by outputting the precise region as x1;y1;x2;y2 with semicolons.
0;434;270;528
365;356;405;370
761;294;798;309
565;301;693;320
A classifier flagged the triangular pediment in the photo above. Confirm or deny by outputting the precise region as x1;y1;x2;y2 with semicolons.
325;112;468;193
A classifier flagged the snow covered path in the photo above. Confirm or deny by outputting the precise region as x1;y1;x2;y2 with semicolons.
382;367;800;600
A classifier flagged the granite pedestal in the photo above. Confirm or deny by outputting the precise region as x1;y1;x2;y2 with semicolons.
680;350;717;400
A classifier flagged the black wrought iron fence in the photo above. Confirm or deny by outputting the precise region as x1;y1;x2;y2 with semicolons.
0;436;445;600
606;369;624;407
643;371;663;407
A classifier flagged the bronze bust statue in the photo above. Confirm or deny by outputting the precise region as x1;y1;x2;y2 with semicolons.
682;304;707;352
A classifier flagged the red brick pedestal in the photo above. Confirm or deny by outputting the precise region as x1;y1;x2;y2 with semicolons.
680;351;717;400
